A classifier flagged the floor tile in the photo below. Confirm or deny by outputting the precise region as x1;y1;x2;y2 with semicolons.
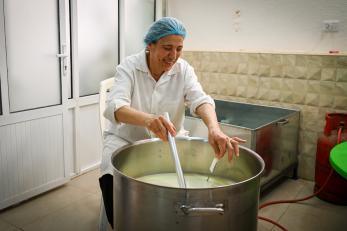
0;219;22;231
23;194;100;231
258;178;306;230
0;185;93;228
257;220;271;231
271;180;347;231
260;178;306;203
68;169;102;195
274;203;347;231
294;180;347;211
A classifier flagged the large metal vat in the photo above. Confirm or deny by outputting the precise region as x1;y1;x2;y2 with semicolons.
112;137;264;231
184;99;300;190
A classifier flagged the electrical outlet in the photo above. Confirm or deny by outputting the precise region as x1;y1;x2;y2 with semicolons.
323;20;339;32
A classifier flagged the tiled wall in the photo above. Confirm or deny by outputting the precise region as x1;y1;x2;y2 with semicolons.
182;51;347;180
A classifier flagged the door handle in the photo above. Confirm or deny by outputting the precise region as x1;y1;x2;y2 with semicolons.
56;53;68;58
56;44;69;76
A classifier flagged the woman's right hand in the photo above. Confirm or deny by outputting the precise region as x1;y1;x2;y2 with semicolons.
145;115;177;141
114;106;177;141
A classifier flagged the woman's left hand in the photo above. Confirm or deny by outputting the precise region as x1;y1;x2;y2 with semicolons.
208;126;246;161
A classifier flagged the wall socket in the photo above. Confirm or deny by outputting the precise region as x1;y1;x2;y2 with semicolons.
323;20;339;32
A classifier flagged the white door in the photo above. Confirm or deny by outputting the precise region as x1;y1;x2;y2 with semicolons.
0;0;70;209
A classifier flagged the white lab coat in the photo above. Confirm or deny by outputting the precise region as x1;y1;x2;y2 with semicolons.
101;50;214;175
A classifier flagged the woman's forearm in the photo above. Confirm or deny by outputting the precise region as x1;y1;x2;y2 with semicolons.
196;103;246;160
195;103;220;131
114;106;153;127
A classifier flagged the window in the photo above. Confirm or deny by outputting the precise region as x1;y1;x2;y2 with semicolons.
77;0;118;97
122;0;155;57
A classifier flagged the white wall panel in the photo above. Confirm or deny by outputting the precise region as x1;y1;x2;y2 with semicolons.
0;115;64;208
66;109;75;175
0;79;2;115
168;0;347;54
78;104;102;172
4;0;61;112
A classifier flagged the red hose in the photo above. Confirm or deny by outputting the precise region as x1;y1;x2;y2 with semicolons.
258;126;343;229
258;169;333;229
337;126;343;144
258;216;288;231
259;169;333;210
258;134;338;229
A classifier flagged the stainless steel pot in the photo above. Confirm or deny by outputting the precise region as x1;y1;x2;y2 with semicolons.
112;137;264;231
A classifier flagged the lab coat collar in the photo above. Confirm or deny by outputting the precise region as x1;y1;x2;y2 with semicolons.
135;50;181;77
134;50;150;73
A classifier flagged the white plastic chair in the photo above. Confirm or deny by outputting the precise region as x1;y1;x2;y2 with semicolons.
98;77;115;231
99;77;115;135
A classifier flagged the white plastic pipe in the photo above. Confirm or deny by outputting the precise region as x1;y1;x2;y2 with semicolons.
207;157;219;181
164;112;186;188
209;157;219;173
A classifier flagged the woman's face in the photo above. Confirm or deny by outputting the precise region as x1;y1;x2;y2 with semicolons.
147;35;184;73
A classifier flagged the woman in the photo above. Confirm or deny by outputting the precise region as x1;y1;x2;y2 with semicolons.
100;17;245;227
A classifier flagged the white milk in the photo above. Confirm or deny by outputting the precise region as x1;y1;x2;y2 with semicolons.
136;173;235;188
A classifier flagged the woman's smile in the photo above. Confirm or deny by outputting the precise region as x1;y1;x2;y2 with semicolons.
147;35;184;78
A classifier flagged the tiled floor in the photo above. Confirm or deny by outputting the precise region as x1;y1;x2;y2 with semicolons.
0;169;346;231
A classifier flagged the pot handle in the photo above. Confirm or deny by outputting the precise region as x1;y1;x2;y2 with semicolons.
180;204;224;216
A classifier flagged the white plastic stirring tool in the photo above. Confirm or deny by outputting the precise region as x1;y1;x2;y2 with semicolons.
207;157;219;181
164;112;186;188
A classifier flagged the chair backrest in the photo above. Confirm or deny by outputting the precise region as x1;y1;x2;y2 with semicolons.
99;77;115;136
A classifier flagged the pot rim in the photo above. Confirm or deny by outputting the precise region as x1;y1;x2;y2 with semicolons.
111;136;265;190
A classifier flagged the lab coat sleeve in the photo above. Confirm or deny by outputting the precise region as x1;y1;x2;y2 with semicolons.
103;63;133;125
183;64;215;117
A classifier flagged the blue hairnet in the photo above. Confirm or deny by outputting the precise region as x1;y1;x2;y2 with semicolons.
144;17;187;45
